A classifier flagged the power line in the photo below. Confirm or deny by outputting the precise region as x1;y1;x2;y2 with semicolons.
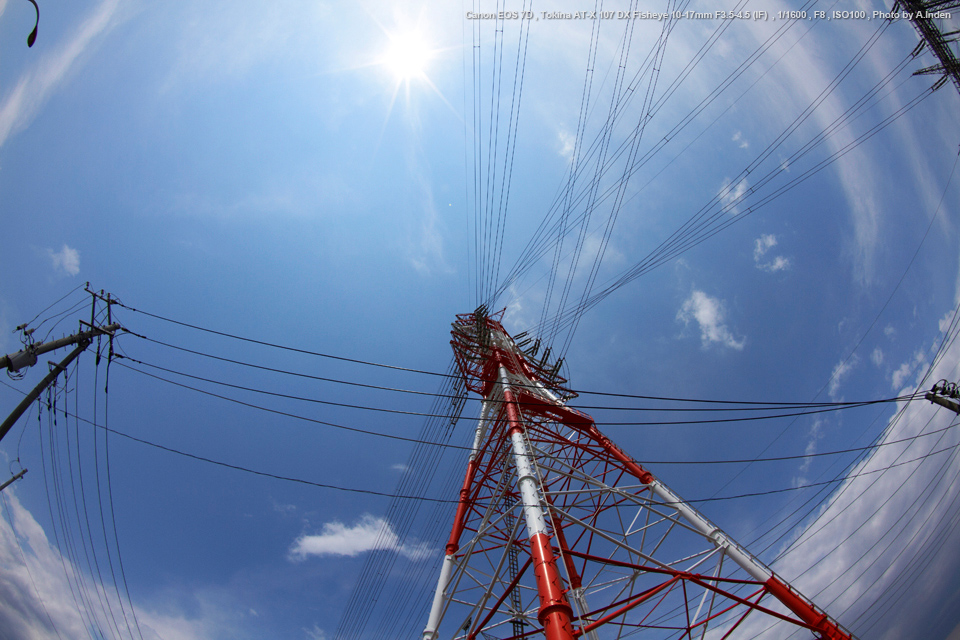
5;374;942;469
112;353;917;428
108;311;919;407
117;336;915;412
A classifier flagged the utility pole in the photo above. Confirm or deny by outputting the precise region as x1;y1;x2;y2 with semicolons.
0;290;120;445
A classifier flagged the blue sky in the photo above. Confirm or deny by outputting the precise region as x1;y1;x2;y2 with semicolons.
1;1;960;639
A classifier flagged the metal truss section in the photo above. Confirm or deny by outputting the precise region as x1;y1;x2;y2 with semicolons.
424;309;854;640
895;0;960;93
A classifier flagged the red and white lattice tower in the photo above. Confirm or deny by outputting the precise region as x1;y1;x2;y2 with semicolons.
421;308;854;640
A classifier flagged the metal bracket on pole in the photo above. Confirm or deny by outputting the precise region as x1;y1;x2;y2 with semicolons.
925;379;960;414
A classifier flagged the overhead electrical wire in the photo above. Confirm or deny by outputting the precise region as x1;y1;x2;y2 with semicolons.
100;341;144;640
490;12;925;354
0;377;942;468
73;354;125;640
535;55;929;342
39;377;103;640
112;353;917;427
116;334;916;412
112;307;926;406
490;0;814;313
13;346;950;639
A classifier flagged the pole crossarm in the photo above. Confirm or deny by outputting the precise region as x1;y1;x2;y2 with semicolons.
423;308;855;640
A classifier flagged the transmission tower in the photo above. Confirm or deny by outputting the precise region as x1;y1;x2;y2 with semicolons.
895;0;960;93
421;308;853;640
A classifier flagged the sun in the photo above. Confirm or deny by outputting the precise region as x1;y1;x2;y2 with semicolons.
382;32;432;83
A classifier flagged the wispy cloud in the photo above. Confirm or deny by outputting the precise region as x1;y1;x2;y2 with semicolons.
46;244;80;276
557;129;575;160
677;290;744;350
289;514;430;562
732;130;749;149
891;349;928;392
795;417;825;486
718;177;749;214
827;355;857;401
0;0;121;148
304;625;329;640
753;234;791;273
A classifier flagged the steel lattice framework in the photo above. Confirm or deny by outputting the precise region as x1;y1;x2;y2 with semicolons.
896;0;960;93
422;309;854;640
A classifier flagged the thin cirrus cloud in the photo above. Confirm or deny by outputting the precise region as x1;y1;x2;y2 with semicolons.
0;0;120;149
289;514;431;562
676;290;745;351
738;15;891;285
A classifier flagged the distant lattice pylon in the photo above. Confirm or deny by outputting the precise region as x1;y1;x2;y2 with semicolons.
421;308;854;640
896;0;960;94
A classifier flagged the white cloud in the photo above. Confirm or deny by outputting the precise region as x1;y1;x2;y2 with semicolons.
753;234;791;272
827;356;857;401
289;514;430;562
502;282;539;334
557;129;575;160
732;130;749;149
677;290;744;350
0;490;231;640
46;244;80;276
271;500;296;516
391;463;409;473
796;418;825;486
304;625;328;640
871;347;884;367
753;234;777;260
940;311;957;334
762;255;791;272
0;0;121;148
884;324;896;339
891;349;929;392
718;177;749;214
